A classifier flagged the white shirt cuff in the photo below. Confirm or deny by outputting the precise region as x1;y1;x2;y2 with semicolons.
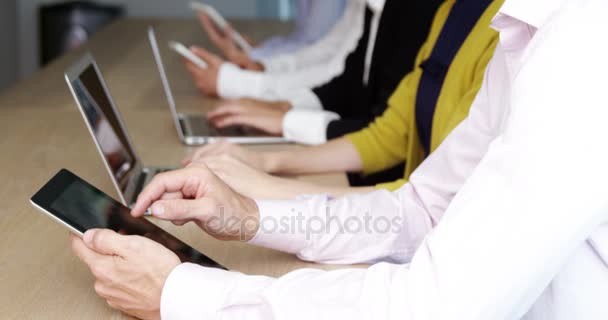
161;263;238;319
282;109;340;145
248;200;311;254
257;57;274;72
161;263;275;319
284;88;323;111
217;63;266;100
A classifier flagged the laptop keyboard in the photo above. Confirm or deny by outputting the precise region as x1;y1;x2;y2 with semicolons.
183;116;245;137
209;123;246;136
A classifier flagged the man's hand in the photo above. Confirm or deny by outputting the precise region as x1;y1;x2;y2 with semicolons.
183;46;223;97
182;140;272;172
131;164;260;242
70;230;181;320
207;99;291;136
197;12;263;71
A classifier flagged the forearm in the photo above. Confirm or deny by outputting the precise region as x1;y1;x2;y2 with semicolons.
264;137;363;175
251;185;435;265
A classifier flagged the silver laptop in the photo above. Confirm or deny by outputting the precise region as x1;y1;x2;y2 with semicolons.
148;26;287;145
65;54;174;207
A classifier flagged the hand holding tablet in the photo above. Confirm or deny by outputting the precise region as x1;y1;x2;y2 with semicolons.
30;169;226;269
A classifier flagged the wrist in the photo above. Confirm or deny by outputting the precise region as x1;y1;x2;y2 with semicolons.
244;61;264;72
252;61;265;71
240;196;260;242
274;101;292;112
262;151;286;174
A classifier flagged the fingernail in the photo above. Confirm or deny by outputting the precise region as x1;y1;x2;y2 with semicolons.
83;230;94;244
152;204;165;217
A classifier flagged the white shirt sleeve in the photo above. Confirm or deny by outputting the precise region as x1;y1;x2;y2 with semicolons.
249;0;348;60
161;261;412;320
283;88;323;110
218;62;334;101
160;59;500;318
161;5;608;319
259;0;365;74
216;0;368;101
217;63;279;101
278;89;329;145
162;17;608;316
263;70;497;260
217;65;328;111
282;109;339;145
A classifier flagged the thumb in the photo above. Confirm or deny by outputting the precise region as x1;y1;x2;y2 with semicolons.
151;199;206;222
83;229;130;257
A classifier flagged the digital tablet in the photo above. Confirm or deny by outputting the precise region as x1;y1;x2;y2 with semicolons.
168;41;209;69
190;1;253;53
30;169;226;270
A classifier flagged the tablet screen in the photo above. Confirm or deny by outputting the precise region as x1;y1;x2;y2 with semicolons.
33;169;226;270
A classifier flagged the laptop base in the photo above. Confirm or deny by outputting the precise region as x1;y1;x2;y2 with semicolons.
178;113;288;146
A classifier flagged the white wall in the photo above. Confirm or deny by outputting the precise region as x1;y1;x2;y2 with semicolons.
16;0;285;79
0;0;18;90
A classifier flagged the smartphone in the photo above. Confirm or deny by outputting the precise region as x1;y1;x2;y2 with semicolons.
168;41;209;69
190;2;253;53
30;169;226;270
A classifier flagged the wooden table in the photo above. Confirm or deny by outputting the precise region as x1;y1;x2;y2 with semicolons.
0;18;350;319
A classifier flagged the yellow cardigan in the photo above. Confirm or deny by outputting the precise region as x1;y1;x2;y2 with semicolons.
346;0;502;191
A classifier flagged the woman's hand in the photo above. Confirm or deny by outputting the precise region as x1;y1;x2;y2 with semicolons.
182;140;272;172
197;12;263;71
207;99;291;136
195;155;284;199
182;46;223;97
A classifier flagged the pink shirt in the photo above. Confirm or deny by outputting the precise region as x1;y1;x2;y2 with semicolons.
161;0;608;318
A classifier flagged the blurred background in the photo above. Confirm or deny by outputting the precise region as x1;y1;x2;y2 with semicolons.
0;0;294;91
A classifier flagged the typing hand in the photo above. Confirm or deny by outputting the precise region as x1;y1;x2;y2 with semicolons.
197;12;263;71
207;98;291;136
70;230;180;320
131;164;260;242
182;140;269;172
194;154;282;199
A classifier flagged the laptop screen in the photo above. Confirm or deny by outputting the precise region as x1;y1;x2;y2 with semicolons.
70;65;137;191
148;27;184;140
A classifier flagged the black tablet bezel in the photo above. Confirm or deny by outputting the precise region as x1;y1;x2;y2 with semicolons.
31;169;90;234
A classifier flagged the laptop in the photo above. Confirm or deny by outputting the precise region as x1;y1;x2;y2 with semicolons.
64;54;175;207
147;26;288;145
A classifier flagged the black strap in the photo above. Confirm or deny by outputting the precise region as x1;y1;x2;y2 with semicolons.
415;0;493;153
